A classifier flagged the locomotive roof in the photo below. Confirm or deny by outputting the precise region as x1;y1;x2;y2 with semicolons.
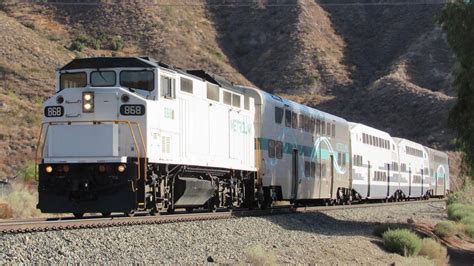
59;57;170;70
59;57;234;89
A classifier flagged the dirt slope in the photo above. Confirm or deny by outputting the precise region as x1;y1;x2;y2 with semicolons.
0;1;457;177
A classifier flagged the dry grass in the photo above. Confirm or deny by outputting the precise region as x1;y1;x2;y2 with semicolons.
382;229;422;257
434;221;458;237
419;238;449;266
0;182;41;219
373;223;410;237
245;245;277;265
0;201;14;219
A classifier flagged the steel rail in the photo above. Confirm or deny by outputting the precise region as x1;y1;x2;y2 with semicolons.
0;199;444;234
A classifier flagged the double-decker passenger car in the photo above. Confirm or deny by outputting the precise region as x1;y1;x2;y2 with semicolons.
241;87;351;206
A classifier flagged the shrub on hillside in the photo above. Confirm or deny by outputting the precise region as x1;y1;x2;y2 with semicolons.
0;182;40;219
110;37;124;51
419;238;449;266
464;223;474;238
373;223;410;237
434;221;458;237
447;183;473;205
17;161;37;182
70;40;85;52
382;229;422;257
460;215;474;226
447;203;474;221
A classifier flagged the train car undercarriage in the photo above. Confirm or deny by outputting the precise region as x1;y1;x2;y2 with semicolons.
37;158;258;217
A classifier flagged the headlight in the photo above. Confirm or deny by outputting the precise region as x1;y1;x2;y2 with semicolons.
83;93;92;101
82;92;94;113
117;164;126;173
56;96;64;104
45;165;53;173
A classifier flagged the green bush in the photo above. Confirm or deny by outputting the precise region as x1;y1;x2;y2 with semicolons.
69;40;85;52
434;221;458;237
447;203;474;221
382;229;422;257
460;215;474;226
447;183;474;205
373;223;410;237
16;161;37;182
110;37;123;51
22;21;35;29
465;223;474;238
419;238;449;266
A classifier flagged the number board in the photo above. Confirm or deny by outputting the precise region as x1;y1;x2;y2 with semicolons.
44;106;64;117
120;104;145;116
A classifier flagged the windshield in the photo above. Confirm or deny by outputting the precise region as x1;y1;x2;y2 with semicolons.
91;71;116;87
120;70;154;91
60;72;87;90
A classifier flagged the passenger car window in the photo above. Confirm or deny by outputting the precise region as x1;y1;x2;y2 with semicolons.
285;110;292;127
291;112;298;128
268;140;276;158
275;107;284;124
60;72;87;90
275;141;283;159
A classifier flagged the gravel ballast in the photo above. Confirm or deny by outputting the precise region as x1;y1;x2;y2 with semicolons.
0;201;445;264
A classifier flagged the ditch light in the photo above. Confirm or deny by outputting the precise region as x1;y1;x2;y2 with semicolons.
82;92;94;113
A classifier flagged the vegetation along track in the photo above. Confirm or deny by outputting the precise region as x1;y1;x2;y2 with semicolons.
0;199;444;234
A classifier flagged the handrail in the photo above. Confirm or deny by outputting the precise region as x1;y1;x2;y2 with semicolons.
34;120;147;184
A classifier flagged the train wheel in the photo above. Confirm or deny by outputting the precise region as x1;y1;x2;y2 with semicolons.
185;207;193;213
124;210;135;217
101;212;111;217
73;213;84;218
167;206;175;214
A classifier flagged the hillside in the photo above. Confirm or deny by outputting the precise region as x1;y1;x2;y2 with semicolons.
0;1;457;178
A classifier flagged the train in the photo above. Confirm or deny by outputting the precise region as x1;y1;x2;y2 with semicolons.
36;57;449;217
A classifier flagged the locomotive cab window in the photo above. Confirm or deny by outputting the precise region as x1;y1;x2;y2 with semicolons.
160;75;176;99
120;70;154;91
91;71;116;87
60;72;87;90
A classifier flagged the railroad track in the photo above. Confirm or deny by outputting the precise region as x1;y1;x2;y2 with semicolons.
0;199;445;234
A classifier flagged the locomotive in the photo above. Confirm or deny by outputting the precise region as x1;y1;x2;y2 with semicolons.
36;57;449;217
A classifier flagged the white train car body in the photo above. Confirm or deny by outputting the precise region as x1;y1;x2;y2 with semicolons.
349;123;399;199
240;87;351;202
393;138;430;198
43;59;255;171
38;57;256;215
425;147;450;197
